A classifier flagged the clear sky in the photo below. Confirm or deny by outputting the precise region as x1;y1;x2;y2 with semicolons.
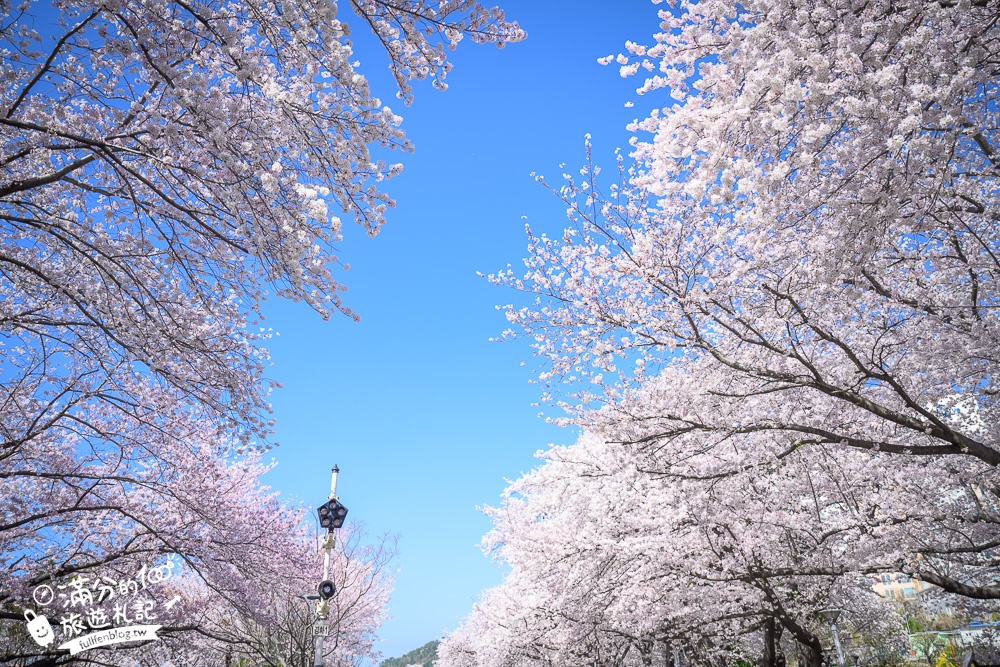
258;1;661;660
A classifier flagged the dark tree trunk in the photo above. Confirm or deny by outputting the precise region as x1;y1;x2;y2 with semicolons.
762;616;785;667
797;639;824;667
638;639;653;667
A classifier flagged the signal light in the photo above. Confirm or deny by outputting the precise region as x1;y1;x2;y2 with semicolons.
318;579;336;600
316;499;348;532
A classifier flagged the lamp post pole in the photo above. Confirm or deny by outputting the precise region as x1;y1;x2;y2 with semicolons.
831;622;845;667
323;465;339;582
313;465;348;667
819;609;846;667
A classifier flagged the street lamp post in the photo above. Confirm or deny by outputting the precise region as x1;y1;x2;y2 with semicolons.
310;465;349;667
819;609;846;667
296;593;321;666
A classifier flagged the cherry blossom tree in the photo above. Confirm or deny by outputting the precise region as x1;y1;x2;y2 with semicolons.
0;417;372;665
493;0;1000;598
447;2;1000;663
439;426;909;667
2;0;523;451
126;525;396;667
1;0;520;662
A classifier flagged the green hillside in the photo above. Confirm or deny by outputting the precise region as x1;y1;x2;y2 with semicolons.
379;640;439;667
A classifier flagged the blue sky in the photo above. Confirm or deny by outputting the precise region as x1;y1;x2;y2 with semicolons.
259;1;661;660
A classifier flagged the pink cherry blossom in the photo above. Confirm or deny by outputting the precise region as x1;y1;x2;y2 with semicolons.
449;1;1000;664
1;0;519;660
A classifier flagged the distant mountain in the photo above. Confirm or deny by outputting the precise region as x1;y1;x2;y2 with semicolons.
379;640;439;667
